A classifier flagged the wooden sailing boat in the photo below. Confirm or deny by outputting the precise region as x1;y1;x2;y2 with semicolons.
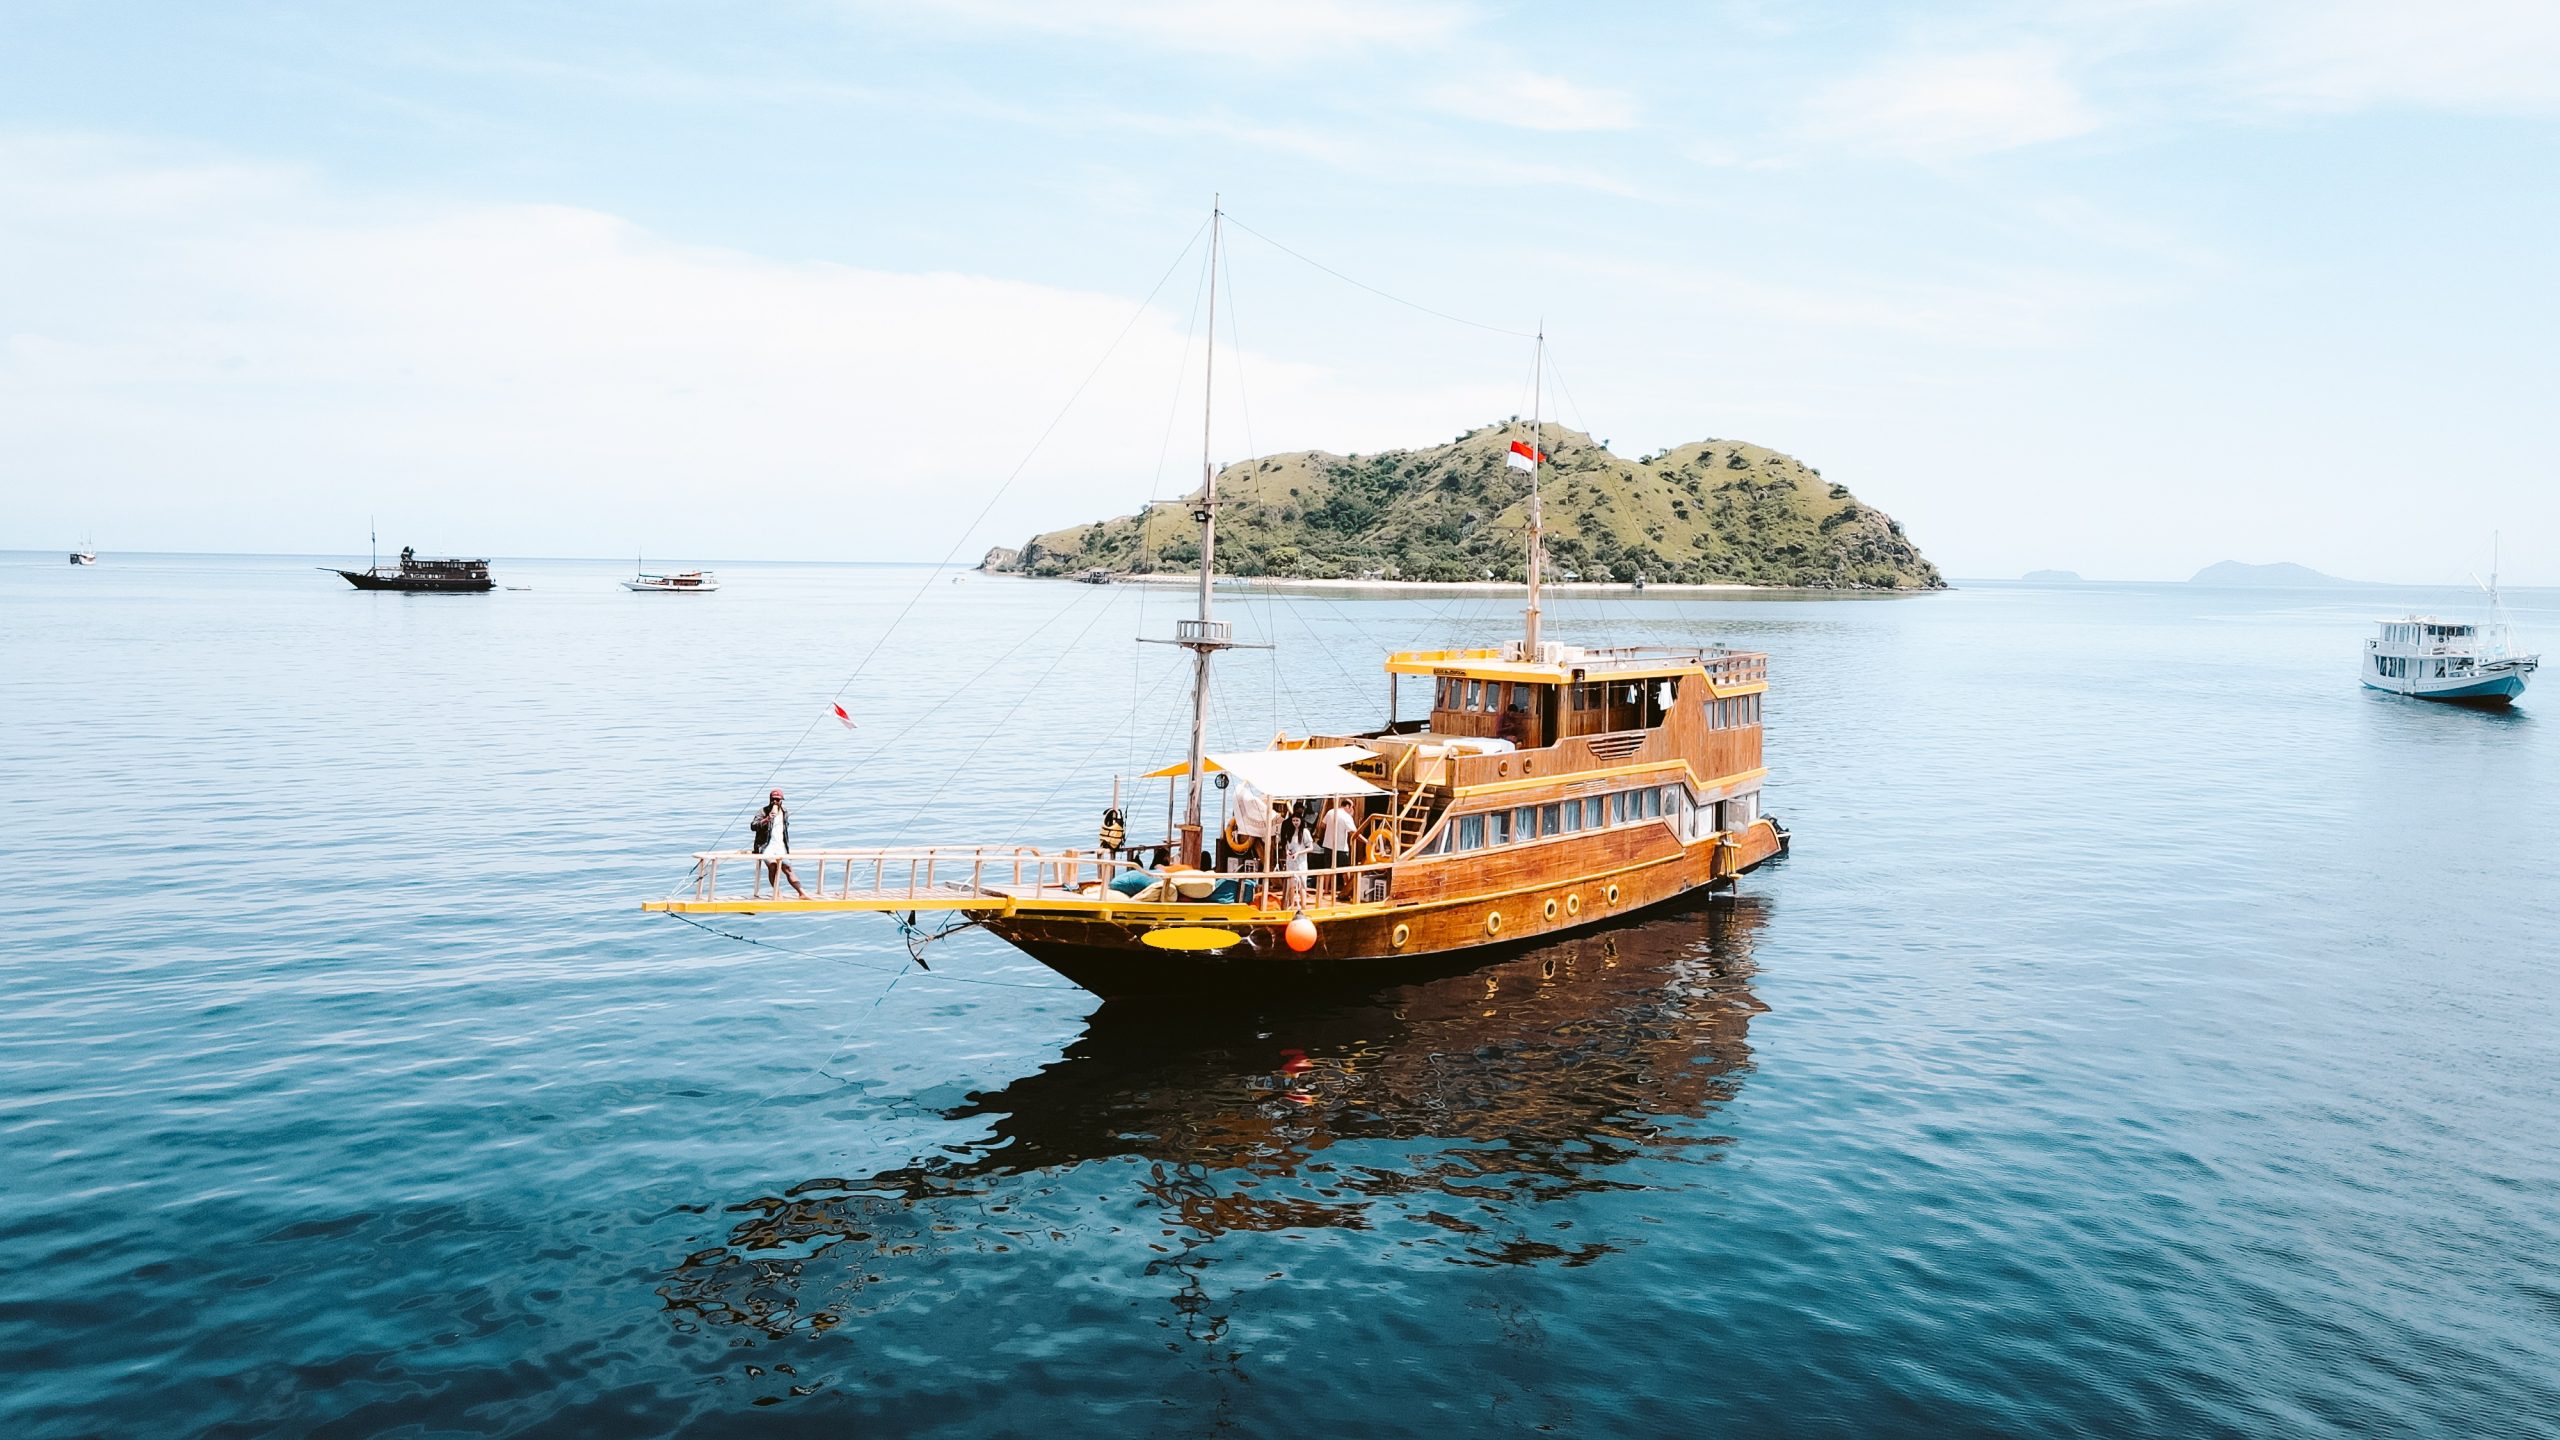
645;201;1788;998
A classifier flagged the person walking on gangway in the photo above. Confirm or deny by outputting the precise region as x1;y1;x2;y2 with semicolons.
752;788;810;899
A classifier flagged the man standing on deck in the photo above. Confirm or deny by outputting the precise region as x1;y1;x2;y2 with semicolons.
1320;794;1358;902
752;788;810;900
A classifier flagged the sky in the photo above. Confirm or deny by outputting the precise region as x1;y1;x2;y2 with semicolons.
3;0;2556;582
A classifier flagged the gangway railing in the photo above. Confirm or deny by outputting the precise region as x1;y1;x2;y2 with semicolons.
665;845;1400;912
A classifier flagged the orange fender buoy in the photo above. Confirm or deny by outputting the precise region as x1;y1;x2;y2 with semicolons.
1284;912;1319;953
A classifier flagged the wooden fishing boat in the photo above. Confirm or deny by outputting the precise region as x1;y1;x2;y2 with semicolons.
625;568;719;593
327;541;493;592
643;202;1787;999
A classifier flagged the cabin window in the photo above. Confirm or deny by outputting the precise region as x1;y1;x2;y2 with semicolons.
1729;792;1760;829
1464;680;1482;710
1558;801;1583;834
1488;810;1513;845
1645;787;1665;819
1509;684;1533;713
1458;815;1485;851
1579;796;1603;830
1540;802;1561;835
1425;827;1451;856
1609;792;1628;824
1489;683;1507;713
1514;805;1537;839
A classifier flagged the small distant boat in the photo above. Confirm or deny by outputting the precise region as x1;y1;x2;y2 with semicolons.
2362;542;2536;706
625;569;719;593
1077;567;1115;585
327;543;493;593
69;534;96;565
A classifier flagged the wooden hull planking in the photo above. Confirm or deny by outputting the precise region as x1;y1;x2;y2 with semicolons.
981;819;1786;998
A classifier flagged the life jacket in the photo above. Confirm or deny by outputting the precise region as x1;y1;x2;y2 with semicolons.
1098;806;1126;850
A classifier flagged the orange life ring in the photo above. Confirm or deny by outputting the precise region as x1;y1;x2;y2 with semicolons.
1363;818;1395;864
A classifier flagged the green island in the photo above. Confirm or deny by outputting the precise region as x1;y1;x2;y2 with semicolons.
984;423;1943;589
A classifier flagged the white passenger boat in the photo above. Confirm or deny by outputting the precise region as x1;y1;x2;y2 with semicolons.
624;568;719;593
2362;551;2536;706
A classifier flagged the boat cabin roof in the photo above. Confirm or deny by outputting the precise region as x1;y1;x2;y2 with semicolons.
1385;643;1757;686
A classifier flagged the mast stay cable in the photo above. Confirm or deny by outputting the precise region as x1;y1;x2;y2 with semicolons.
699;215;1214;855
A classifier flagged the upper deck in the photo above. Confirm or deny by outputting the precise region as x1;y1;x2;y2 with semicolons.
1385;643;1766;689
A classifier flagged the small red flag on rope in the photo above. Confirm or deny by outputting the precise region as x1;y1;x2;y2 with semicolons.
832;702;857;729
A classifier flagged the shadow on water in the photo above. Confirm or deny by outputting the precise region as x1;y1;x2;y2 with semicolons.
659;895;1772;1356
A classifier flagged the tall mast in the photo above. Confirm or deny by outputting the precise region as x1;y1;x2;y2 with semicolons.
1523;327;1545;655
1177;196;1227;865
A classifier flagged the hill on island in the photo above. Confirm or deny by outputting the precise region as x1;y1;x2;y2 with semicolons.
986;424;1943;589
2189;560;2366;588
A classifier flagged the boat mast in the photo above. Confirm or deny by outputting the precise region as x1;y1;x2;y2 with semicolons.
1177;196;1228;866
1523;327;1545;655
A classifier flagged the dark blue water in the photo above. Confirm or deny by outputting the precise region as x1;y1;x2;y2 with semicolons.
5;554;2556;1437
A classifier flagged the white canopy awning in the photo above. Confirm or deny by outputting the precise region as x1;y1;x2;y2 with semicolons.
1139;745;1384;798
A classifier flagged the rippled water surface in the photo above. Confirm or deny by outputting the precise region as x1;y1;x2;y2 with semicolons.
4;553;2557;1437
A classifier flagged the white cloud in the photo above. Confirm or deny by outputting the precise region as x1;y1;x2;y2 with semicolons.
1800;45;2098;159
0;134;1510;558
877;0;1473;61
1423;72;1639;132
2223;0;2560;115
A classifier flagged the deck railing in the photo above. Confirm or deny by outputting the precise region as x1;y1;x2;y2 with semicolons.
683;845;1398;911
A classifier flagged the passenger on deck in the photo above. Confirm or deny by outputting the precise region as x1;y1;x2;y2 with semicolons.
1319;795;1358;900
1281;802;1316;908
751;788;810;899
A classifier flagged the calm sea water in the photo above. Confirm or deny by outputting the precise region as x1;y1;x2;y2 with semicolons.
3;552;2556;1438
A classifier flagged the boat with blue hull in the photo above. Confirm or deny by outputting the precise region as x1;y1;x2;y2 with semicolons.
2362;570;2536;706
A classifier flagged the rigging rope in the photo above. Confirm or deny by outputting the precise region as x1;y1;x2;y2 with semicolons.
1223;213;1535;340
700;215;1214;854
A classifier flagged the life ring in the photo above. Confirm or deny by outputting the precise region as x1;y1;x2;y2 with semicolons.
1364;818;1395;864
1566;893;1581;916
1486;911;1503;935
1542;897;1559;920
1391;922;1410;948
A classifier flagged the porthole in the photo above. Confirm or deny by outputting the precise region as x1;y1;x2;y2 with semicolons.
1486;911;1503;935
1566;893;1582;916
1497;761;1511;778
1543;898;1559;920
1605;884;1621;905
1391;922;1410;948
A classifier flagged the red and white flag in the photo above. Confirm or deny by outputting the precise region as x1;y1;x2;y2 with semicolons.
1507;439;1547;472
832;702;858;729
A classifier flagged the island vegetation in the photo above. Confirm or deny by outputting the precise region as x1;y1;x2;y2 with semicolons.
985;423;1943;590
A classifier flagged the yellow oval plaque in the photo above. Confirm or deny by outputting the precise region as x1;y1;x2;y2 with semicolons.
1140;926;1245;951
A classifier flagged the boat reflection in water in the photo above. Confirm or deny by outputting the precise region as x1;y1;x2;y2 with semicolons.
661;895;1771;1354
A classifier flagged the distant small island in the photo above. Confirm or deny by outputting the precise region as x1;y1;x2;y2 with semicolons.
2188;560;2367;588
2022;569;2083;583
987;423;1944;590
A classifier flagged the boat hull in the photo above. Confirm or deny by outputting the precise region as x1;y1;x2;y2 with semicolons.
983;820;1787;1000
2362;673;2527;706
334;568;493;593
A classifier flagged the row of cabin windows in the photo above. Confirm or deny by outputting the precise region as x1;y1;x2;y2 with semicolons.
1422;784;1674;856
1433;677;1534;714
1420;785;1763;855
1432;676;1754;726
2376;655;2471;680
